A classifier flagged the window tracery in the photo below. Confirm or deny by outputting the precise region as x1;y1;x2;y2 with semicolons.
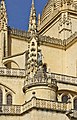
7;94;12;105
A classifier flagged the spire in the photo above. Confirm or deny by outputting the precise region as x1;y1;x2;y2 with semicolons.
32;0;34;4
0;0;8;30
0;0;6;12
28;0;37;33
38;14;41;26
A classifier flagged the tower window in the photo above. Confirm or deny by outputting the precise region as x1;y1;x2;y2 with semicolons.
62;95;68;103
0;89;2;112
7;94;12;105
74;98;77;110
0;89;2;105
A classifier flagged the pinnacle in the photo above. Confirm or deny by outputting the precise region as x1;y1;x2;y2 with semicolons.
32;0;34;4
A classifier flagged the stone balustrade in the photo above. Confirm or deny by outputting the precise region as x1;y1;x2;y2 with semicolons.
71;110;77;118
66;32;77;45
39;35;63;46
66;109;77;118
0;68;25;77
0;97;71;115
10;28;30;38
10;28;63;46
47;73;77;85
24;74;57;89
10;28;77;48
22;97;70;113
0;67;77;85
35;97;68;111
24;72;77;88
0;105;21;114
22;99;33;113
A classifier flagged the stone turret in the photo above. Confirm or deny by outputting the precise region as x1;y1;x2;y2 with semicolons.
23;0;58;102
27;0;38;78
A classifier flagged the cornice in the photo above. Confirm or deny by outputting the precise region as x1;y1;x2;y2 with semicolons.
8;27;77;50
65;32;77;49
38;9;77;34
39;35;64;49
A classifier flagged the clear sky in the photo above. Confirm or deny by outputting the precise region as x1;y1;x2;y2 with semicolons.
5;0;48;31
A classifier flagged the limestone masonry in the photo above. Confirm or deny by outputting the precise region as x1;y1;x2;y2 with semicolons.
0;0;77;120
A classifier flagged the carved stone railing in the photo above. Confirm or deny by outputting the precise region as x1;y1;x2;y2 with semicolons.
47;72;77;85
0;68;25;77
71;110;77;118
10;28;64;46
39;35;63;46
66;109;77;118
66;32;77;45
24;73;57;90
24;72;77;87
10;28;30;38
22;99;33;113
22;97;71;113
0;97;72;114
35;98;68;111
0;105;21;114
9;28;77;48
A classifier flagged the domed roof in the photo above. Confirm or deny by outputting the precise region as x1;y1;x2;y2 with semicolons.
41;0;60;22
40;0;76;23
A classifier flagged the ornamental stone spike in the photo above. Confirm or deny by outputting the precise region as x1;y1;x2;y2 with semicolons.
0;0;8;30
28;0;37;33
1;0;6;10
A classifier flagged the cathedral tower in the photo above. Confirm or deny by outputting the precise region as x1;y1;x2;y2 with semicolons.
23;0;58;102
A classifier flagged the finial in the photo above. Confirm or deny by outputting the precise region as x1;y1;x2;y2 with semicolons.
0;0;8;30
1;0;6;9
28;0;37;33
38;14;41;26
32;0;34;4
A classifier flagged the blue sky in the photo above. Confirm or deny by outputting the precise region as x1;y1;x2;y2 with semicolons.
5;0;47;31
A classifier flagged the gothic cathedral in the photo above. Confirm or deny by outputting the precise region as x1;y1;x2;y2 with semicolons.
0;0;77;120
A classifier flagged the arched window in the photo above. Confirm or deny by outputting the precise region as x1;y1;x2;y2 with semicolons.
0;89;2;105
7;94;12;105
74;98;77;110
62;95;68;103
0;89;3;112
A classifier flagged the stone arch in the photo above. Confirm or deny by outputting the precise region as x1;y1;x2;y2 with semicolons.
57;90;73;102
0;83;15;105
6;93;12;105
3;60;20;69
61;93;70;103
0;83;16;94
